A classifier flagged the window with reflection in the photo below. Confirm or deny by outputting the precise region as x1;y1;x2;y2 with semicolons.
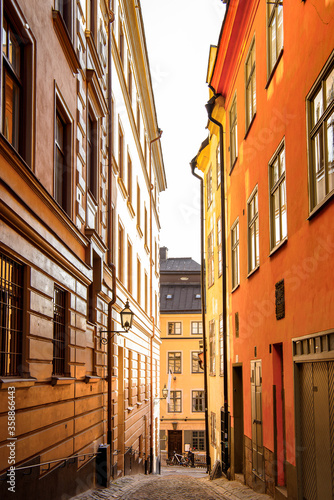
245;37;256;130
269;142;287;249
229;95;238;168
267;0;283;75
248;187;259;272
307;55;334;210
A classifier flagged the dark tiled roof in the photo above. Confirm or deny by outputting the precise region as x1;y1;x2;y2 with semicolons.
160;284;201;313
160;258;201;273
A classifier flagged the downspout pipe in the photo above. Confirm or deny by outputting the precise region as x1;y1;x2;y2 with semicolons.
107;3;116;452
205;94;229;474
190;159;211;474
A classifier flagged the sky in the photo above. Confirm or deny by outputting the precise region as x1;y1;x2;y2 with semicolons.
140;0;226;264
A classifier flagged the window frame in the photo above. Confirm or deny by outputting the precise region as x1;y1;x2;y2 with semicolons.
53;284;68;376
217;216;222;277
168;351;182;374
247;186;259;274
192;431;205;451
231;218;240;290
191;321;203;335
206;165;213;209
191;351;204;374
168;322;182;335
209;319;216;376
1;2;35;166
245;36;256;132
207;230;214;288
306;51;334;214
192;390;205;412
54;86;73;216
267;0;283;79
269;139;287;251
0;253;24;377
229;93;238;170
167;390;182;413
219;314;224;376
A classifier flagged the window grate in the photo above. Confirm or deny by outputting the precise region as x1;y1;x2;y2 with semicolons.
0;254;23;377
53;286;66;375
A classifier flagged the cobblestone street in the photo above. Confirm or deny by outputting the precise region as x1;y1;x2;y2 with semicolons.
71;467;272;500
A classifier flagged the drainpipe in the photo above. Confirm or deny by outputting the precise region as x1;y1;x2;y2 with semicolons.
205;94;229;474
190;160;211;474
149;129;163;473
107;2;116;452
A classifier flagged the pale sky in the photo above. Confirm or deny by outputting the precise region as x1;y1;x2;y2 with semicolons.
140;0;225;264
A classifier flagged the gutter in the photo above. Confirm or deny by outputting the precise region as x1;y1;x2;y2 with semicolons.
205;93;229;475
190;159;211;474
107;2;116;454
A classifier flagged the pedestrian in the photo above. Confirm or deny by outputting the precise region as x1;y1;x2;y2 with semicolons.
187;447;195;467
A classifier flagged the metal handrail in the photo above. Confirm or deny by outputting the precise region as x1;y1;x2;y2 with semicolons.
2;452;99;474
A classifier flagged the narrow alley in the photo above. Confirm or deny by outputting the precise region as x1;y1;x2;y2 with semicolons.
70;467;272;500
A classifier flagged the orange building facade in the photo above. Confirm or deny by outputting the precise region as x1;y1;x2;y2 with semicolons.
0;1;165;499
194;1;334;498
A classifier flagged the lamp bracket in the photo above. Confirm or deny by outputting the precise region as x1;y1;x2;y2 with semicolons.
98;329;126;347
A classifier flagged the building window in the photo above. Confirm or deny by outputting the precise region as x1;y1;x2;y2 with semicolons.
245;37;256;130
219;314;224;375
209;320;216;375
269;142;287;249
0;254;23;377
127;153;132;204
118;224;124;282
217;216;222;277
54;93;72;215
87;0;97;41
55;0;73;38
168;352;181;374
231;219;239;289
211;412;216;446
217;143;221;188
144;206;148;247
53;286;67;376
267;0;283;75
248;187;259;272
136;182;141;230
136;98;141;136
137;257;141;304
192;390;205;412
207;230;214;288
307;54;334;211
119;20;124;65
144;271;148;312
206;166;213;209
118;121;124;178
87;111;98;199
229;95;238;168
127;240;132;294
191;321;202;335
2;5;35;166
127;58;132;103
168;322;181;335
192;352;204;373
192;431;205;451
168;390;182;413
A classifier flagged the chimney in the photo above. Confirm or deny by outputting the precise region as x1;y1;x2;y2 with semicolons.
160;246;168;262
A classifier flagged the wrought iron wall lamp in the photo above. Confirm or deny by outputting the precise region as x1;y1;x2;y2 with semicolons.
98;299;134;347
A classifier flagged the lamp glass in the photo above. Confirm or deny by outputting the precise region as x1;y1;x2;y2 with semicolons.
121;300;134;332
162;384;168;399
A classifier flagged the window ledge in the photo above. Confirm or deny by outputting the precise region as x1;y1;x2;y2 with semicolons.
51;376;75;386
269;237;288;257
136;401;143;407
144;243;150;255
127;406;135;412
84;375;100;384
247;265;260;279
144;398;149;402
127;200;135;218
0;377;37;389
52;9;81;74
231;283;240;294
265;49;284;89
308;190;334;220
137;225;143;238
118;177;128;200
229;157;238;176
244;113;257;140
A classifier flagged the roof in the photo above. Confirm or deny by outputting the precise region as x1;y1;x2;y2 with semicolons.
160;283;201;313
160;257;201;273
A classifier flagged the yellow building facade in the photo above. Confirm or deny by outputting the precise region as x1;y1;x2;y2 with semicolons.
192;92;229;474
159;248;206;465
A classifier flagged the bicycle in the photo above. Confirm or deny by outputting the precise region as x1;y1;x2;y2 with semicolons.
169;451;191;466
